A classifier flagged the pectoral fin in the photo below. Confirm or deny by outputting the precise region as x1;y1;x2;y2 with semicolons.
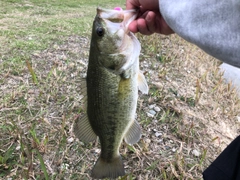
74;114;97;143
138;72;149;94
124;120;142;145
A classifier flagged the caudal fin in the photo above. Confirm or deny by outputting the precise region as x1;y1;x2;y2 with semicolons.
91;156;125;179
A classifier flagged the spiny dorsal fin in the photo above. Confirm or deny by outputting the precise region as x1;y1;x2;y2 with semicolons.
74;114;97;143
124;120;142;145
138;72;149;94
79;78;87;111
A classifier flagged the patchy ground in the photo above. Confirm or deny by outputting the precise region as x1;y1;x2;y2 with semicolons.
0;1;239;180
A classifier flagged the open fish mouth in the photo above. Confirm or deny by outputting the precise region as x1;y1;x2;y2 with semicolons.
96;7;138;32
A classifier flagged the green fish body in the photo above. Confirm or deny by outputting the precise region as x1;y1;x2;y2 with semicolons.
74;8;148;179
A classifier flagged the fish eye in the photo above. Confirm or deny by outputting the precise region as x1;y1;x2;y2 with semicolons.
96;27;104;37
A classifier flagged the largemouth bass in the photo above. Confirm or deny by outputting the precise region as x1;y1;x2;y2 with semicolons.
74;7;148;179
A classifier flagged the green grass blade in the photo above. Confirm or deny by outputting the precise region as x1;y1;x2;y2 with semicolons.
36;150;49;180
26;60;38;84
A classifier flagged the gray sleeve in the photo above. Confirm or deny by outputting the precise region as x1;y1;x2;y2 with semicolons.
159;0;240;67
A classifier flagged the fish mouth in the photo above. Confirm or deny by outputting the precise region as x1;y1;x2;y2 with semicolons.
96;7;138;31
97;8;124;22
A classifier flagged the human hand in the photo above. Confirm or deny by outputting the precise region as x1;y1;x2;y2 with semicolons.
126;0;174;35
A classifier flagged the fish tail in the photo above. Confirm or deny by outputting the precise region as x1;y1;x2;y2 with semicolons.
91;156;125;179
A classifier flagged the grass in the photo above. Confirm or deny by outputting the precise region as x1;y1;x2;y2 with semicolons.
0;0;240;179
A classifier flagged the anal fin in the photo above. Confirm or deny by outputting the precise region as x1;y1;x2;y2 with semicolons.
124;120;142;145
74;114;97;143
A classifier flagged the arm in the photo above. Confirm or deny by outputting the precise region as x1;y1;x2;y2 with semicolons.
160;0;240;67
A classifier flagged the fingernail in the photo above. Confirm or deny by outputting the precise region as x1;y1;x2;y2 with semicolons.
146;14;151;21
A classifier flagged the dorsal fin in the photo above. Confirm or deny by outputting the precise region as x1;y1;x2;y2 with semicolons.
74;114;97;143
79;78;88;111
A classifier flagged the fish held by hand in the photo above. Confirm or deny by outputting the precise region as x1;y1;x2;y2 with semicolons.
74;7;148;179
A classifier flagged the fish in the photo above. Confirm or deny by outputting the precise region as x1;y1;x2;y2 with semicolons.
74;7;149;179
